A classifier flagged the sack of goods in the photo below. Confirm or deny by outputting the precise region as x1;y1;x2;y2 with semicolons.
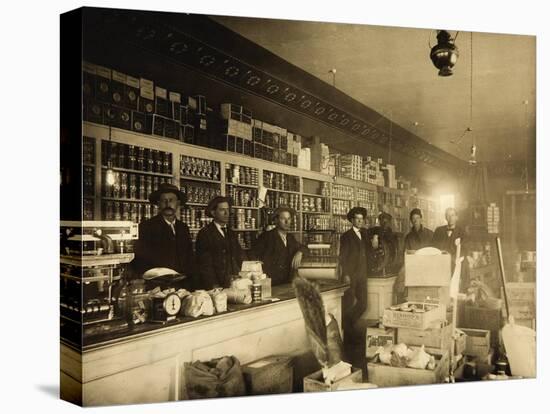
185;355;246;399
373;343;436;370
223;287;252;305
182;290;215;317
208;288;228;313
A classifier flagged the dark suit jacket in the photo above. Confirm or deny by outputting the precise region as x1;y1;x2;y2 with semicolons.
339;228;369;280
195;222;246;289
133;214;195;287
404;226;434;251
252;229;306;286
432;225;468;258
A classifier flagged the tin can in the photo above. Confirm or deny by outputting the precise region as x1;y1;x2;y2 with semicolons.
251;283;262;302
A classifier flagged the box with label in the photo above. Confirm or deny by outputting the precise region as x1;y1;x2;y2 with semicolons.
154;87;171;118
131;111;150;134
124;75;140;110
382;302;446;330
164;119;179;139
139;78;155;114
111;106;132;130
84;100;103;124
242;356;293;395
152;115;165;137
367;348;449;388
303;367;362;392
404;252;452;286
111;70;126;107
366;327;395;358
94;65;111;103
396;321;452;350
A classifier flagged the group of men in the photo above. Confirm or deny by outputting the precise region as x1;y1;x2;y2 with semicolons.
133;182;467;332
339;205;467;338
133;183;305;290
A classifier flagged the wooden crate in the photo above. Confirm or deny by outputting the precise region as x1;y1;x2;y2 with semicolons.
404;252;451;286
366;327;395;359
396;322;452;350
407;286;450;306
303;367;363;392
459;328;491;359
242;356;293;395
382;302;446;330
367;349;449;387
463;306;502;347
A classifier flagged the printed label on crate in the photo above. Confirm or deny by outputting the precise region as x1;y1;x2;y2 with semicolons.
82;61;97;74
96;65;112;79
126;75;140;88
155;87;167;99
112;70;126;83
140;88;154;100
169;91;181;103
140;78;154;90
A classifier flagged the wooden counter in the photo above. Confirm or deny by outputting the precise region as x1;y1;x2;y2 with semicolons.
61;281;348;406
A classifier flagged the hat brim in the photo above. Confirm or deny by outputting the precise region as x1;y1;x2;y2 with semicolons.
148;190;187;205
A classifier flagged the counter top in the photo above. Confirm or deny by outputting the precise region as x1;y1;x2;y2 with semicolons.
62;280;348;352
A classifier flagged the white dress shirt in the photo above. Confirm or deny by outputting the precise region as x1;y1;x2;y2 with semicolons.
352;226;362;240
163;217;176;235
214;221;228;237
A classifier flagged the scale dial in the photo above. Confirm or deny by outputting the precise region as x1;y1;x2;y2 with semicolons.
163;293;181;316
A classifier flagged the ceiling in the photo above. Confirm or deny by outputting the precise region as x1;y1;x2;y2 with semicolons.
211;16;536;163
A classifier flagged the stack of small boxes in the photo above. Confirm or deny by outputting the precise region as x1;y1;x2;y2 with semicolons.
221;103;253;157
251;120;297;166
363;157;379;185
381;164;397;189
487;203;500;234
339;154;363;181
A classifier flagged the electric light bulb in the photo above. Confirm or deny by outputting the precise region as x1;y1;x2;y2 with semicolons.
106;168;116;186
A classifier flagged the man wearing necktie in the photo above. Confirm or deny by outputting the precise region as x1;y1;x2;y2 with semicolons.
339;207;369;341
195;196;247;289
432;207;469;273
133;183;195;289
252;206;306;286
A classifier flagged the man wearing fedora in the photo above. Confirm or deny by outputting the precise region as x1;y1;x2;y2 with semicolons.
339;207;369;339
251;206;306;286
195;196;247;289
133;183;195;288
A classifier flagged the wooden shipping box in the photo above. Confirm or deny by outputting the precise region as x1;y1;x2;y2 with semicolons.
396;322;452;350
463;306;502;347
242;356;293;396
366;327;395;359
404;252;451;287
303;367;363;392
459;328;491;359
367;348;449;388
382;302;446;330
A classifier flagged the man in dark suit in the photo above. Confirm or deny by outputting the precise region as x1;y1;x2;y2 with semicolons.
133;183;195;289
404;208;434;251
195;196;247;289
252;206;306;286
339;207;369;338
432;207;468;268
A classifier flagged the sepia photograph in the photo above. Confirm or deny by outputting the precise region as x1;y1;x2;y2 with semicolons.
58;5;536;407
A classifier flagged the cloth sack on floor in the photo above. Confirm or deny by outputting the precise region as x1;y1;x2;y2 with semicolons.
185;355;246;399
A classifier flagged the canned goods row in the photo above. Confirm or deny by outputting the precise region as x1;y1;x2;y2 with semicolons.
83;137;95;165
181;183;221;204
103;201;157;223
180;156;220;181
237;233;253;250
231;209;257;230
303;214;332;231
264;191;299;211
263;171;299;192
332;184;353;200
226;187;258;207
332;199;353;215
104;172;172;200
225;164;259;186
181;207;213;231
102;141;172;174
302;197;328;213
333;216;352;233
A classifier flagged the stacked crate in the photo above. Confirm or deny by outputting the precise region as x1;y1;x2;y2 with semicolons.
339;154;363;181
221;103;253;157
487;203;500;234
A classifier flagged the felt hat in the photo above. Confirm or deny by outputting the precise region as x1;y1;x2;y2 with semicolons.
409;208;423;220
272;206;297;221
148;183;186;205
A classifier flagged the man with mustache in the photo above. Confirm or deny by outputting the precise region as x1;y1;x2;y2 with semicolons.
133;183;195;289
